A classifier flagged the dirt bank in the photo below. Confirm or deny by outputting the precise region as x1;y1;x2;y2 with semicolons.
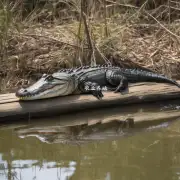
0;0;180;93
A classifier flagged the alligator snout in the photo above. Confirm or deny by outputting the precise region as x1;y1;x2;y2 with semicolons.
16;88;30;97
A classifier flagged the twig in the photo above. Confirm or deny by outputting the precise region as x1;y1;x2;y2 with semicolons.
142;140;160;151
170;0;180;5
105;0;139;9
103;0;109;37
168;0;171;24
164;5;180;11
82;12;96;66
82;12;93;52
77;8;83;66
94;44;111;65
144;11;180;40
126;0;148;22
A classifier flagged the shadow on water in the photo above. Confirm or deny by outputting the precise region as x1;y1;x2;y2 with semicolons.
0;100;180;179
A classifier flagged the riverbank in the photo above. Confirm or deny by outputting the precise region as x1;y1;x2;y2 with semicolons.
0;0;180;94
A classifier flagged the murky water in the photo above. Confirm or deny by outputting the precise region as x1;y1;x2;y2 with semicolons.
1;101;180;180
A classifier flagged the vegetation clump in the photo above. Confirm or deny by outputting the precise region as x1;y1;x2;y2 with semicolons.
0;0;180;93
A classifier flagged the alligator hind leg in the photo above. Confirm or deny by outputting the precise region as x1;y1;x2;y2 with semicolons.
106;70;129;94
114;76;129;94
78;81;104;99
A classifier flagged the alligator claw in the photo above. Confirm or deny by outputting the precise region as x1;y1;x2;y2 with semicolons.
121;88;129;95
92;90;104;99
114;87;129;94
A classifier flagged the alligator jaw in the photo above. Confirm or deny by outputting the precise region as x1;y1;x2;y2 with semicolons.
15;73;77;101
16;82;75;100
15;88;53;100
16;86;69;100
16;89;47;100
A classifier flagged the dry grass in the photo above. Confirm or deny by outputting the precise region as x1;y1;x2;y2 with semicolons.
0;0;180;93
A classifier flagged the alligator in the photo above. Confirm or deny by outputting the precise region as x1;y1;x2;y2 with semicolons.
15;65;180;100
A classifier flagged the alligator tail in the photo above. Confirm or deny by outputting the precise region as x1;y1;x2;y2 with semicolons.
125;69;180;88
170;79;180;88
142;71;180;88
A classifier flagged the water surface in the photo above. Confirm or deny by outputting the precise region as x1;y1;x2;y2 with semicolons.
1;101;180;180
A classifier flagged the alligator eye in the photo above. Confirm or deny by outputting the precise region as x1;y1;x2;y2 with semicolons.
46;75;54;81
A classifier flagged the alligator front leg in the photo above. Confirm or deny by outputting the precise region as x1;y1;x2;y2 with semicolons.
79;81;104;99
106;70;129;94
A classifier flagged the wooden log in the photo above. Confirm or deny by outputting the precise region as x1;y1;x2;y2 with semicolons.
0;81;180;121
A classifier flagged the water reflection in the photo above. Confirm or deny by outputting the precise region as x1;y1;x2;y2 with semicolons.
0;100;180;180
0;158;76;180
0;118;180;180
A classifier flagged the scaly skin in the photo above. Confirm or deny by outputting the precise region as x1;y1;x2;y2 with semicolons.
15;65;180;100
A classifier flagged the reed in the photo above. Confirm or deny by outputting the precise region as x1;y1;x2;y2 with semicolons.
0;0;179;93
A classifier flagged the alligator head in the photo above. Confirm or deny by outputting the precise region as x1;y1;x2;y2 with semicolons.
16;72;78;100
